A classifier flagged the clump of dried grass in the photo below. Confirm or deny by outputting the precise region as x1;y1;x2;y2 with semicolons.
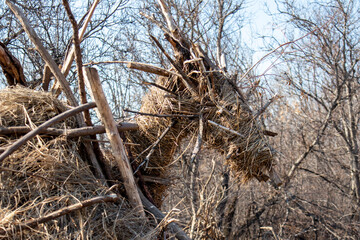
127;51;275;205
0;86;76;128
0;87;153;239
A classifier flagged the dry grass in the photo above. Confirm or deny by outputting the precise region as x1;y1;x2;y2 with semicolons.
127;61;275;205
0;87;153;239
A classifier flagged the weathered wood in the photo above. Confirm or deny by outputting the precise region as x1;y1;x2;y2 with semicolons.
83;67;145;217
0;123;138;137
127;62;171;77
0;41;26;86
0;194;119;235
42;64;52;91
0;102;96;164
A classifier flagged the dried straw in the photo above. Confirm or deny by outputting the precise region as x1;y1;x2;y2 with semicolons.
127;49;275;205
0;87;152;239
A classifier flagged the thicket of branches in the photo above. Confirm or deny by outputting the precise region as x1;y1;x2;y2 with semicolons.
0;0;359;239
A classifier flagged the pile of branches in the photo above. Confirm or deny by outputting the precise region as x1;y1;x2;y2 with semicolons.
125;1;281;206
0;0;281;239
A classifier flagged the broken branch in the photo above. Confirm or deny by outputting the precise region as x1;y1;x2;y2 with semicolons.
0;102;96;163
83;67;145;217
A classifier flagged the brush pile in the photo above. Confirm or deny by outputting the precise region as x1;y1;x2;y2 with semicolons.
0;87;151;239
127;28;277;205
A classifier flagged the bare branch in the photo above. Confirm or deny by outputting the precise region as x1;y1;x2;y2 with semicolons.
0;102;96;163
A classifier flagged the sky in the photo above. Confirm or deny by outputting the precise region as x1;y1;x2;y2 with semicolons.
242;0;284;75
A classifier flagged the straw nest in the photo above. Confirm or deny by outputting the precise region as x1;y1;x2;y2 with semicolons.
0;87;151;239
127;45;274;206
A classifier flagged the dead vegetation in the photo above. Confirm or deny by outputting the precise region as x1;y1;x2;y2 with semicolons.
0;0;282;239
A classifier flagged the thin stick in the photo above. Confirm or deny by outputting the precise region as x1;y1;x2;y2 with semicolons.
63;0;91;125
253;95;281;120
134;121;176;173
52;0;100;95
0;102;96;163
127;62;172;77
207;120;244;137
142;81;178;96
0;195;119;235
189;115;204;237
84;60;180;78
157;0;177;32
5;0;78;107
83;67;145;217
190;115;204;163
124;109;198;118
139;12;170;35
0;123;138;138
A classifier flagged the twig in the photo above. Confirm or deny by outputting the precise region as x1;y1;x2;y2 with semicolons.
124;109;198;118
139;12;170;35
52;0;100;95
138;189;191;240
5;0;78;107
0;41;26;86
284;88;341;187
134;121;176;174
260;226;279;240
207;120;244;137
191;115;204;163
0;123;138;138
253;95;281;120
157;0;177;33
0;195;119;235
142;81;178;96
0;102;96;163
142;175;172;185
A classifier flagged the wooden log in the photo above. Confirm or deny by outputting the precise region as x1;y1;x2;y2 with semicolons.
0;123;138;137
83;67;145;217
127;62;170;77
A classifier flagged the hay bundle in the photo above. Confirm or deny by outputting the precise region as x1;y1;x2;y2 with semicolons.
0;87;151;239
128;54;275;205
123;9;278;203
0;86;76;127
